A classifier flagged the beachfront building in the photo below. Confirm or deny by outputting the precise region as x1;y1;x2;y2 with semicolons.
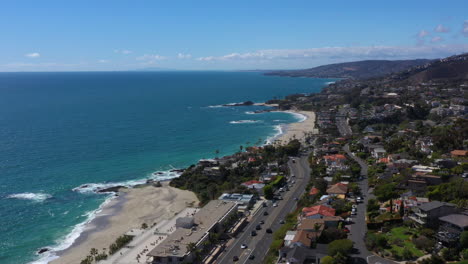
218;193;255;211
147;200;238;264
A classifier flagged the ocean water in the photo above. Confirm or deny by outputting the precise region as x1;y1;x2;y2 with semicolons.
0;71;333;264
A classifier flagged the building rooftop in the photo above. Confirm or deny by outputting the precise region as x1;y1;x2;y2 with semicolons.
439;214;468;229
218;193;254;204
419;201;456;212
147;200;237;258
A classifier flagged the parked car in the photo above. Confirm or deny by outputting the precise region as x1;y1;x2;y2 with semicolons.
251;230;257;236
356;197;363;203
279;219;285;224
241;244;247;249
266;228;273;233
273;203;278;207
256;225;261;230
351;210;357;216
343;227;350;233
262;202;267;207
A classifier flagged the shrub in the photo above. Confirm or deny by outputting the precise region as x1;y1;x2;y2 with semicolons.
321;256;335;264
413;236;434;252
402;247;414;260
328;239;353;257
462;248;468;260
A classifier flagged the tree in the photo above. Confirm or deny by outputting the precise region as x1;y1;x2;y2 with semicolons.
461;231;468;249
321;256;335;264
328;239;353;257
263;185;274;200
374;183;399;214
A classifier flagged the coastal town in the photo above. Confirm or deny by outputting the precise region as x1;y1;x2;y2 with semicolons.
51;53;468;264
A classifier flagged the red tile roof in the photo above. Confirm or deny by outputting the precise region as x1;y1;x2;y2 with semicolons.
323;154;347;161
451;150;468;156
302;205;336;217
309;187;319;196
242;180;263;186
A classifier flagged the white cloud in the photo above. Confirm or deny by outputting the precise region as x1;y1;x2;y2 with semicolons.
431;36;443;43
98;59;109;63
434;24;450;33
114;49;133;54
196;44;468;62
136;54;166;61
418;30;430;38
25;52;40;58
177;53;192;59
463;20;468;37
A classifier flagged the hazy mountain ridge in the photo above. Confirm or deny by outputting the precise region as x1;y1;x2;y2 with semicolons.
264;59;432;79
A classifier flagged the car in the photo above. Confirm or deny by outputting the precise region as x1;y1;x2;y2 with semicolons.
248;254;255;260
351;208;357;213
263;211;269;216
233;256;239;261
256;225;262;230
292;159;296;163
251;230;257;236
345;217;353;223
351;211;357;215
291;174;295;177
266;228;273;233
277;196;283;200
279;219;285;224
259;220;265;225
262;202;267;207
273;203;278;207
241;244;247;249
343;227;350;233
294;197;299;201
279;188;284;192
356;197;363;203
352;204;357;209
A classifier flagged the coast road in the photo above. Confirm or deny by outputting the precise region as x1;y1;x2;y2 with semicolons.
215;153;311;264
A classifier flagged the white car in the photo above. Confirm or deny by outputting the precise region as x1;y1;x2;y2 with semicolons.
273;203;278;207
241;244;247;249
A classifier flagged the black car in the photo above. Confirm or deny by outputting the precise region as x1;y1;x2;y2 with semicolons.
266;228;273;233
249;254;255;260
259;220;265;225
251;230;257;236
263;211;269;216
233;256;239;261
255;224;261;230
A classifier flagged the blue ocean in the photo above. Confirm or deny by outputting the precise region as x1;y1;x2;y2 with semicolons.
0;71;333;264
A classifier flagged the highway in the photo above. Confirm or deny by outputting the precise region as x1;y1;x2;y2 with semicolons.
336;108;353;137
215;154;311;264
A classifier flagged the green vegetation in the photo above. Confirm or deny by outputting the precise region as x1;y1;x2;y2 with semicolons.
109;235;134;255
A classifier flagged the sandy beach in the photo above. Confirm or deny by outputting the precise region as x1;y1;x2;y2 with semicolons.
50;183;198;264
275;110;317;144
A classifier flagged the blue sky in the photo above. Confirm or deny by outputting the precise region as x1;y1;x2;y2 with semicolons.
1;0;468;71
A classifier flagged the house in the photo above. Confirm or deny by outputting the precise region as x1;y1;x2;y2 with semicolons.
298;217;342;230
284;231;297;247
372;147;387;159
203;166;221;177
437;214;468;244
451;150;468;158
326;182;348;196
291;230;317;248
241;180;265;190
302;205;336;219
278;244;323;264
409;201;459;227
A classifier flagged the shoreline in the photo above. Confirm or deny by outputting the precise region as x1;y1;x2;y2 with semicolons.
46;183;198;264
34;106;315;264
272;110;317;144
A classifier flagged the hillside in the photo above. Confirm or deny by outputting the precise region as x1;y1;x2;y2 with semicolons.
264;59;431;79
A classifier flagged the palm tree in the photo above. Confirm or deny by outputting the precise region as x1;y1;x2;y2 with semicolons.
239;145;243;152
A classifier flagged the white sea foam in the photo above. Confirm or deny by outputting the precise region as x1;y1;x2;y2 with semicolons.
29;197;115;264
245;111;255;115
265;125;285;145
7;192;52;202
229;120;261;124
325;81;336;85
73;169;183;194
289;112;307;123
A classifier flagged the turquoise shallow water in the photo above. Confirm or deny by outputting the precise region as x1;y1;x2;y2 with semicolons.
0;71;334;263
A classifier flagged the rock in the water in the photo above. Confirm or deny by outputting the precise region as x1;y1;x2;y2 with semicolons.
37;248;50;254
97;186;125;193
